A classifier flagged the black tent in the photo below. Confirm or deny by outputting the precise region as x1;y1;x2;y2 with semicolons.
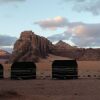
0;64;3;79
11;62;36;80
52;60;78;79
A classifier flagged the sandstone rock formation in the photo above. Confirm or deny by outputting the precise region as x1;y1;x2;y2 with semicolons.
10;31;54;62
53;41;100;60
55;40;76;50
10;31;100;62
78;48;100;60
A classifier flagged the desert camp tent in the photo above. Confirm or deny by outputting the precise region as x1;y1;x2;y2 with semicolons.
11;62;36;80
52;60;78;79
0;64;3;79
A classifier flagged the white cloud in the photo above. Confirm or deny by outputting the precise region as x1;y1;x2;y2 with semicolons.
0;35;17;46
68;23;100;37
63;0;100;15
48;31;71;42
35;16;68;30
45;16;100;47
0;35;17;52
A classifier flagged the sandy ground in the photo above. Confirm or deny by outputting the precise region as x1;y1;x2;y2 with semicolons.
0;79;100;100
0;54;100;100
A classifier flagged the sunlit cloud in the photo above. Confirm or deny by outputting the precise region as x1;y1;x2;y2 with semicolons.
35;16;68;30
45;16;100;47
68;23;100;37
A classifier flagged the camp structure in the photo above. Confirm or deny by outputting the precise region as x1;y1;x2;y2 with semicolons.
52;60;78;79
11;62;36;80
0;64;3;79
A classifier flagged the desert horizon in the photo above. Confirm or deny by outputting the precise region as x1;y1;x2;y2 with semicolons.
1;0;100;100
0;28;100;100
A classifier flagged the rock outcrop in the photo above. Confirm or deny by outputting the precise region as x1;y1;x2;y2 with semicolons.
52;41;100;60
10;31;100;62
78;48;100;60
10;31;54;62
53;40;78;58
55;40;76;50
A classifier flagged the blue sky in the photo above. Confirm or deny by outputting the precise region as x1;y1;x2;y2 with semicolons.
0;0;68;37
0;0;100;50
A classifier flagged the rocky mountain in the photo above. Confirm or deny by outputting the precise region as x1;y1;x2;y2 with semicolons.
78;48;100;60
53;41;100;60
10;31;100;62
55;40;76;50
10;31;54;62
52;41;83;59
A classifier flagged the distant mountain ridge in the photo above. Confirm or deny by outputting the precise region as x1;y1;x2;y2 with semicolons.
53;41;100;61
10;31;100;62
55;40;76;50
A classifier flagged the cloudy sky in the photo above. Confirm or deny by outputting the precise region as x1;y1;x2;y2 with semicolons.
0;0;100;51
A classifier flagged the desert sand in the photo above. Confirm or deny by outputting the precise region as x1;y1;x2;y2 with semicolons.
0;54;100;100
0;80;100;100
